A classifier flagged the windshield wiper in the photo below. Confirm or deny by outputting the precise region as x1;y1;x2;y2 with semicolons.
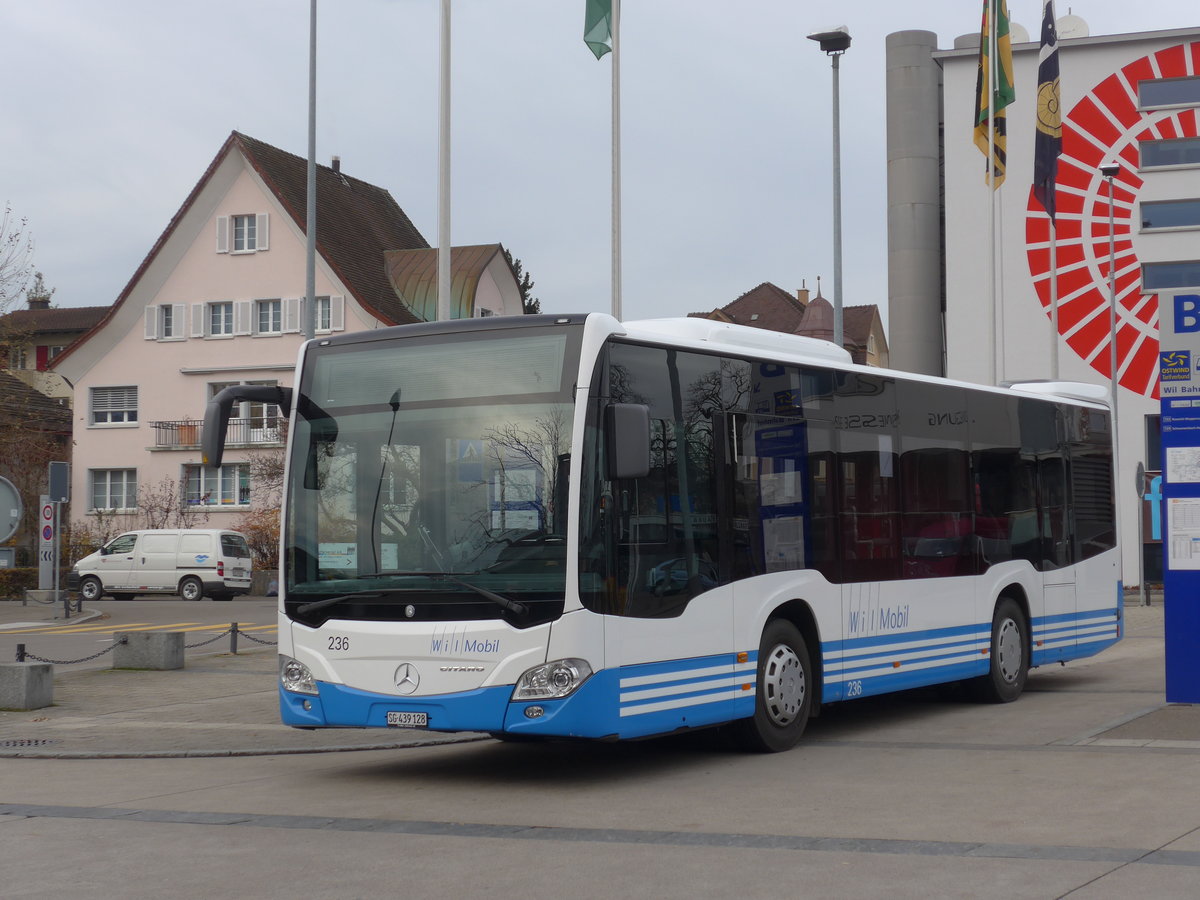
295;591;383;616
439;574;529;617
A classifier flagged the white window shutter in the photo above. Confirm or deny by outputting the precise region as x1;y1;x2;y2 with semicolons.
234;300;253;336
330;295;345;331
256;213;269;251
216;216;229;253
283;297;301;333
192;303;206;338
172;304;186;338
144;306;158;340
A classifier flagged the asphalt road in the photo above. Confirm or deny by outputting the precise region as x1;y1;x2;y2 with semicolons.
3;603;1200;898
0;596;278;669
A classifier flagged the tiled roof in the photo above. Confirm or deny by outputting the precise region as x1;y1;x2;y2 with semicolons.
713;283;808;333
0;372;71;433
52;131;432;372
0;306;108;335
842;305;882;348
233;132;429;325
383;244;510;321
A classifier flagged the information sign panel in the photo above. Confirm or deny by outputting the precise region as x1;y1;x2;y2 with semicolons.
1158;292;1200;701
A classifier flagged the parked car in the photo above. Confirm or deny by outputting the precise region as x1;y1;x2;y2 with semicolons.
68;529;253;602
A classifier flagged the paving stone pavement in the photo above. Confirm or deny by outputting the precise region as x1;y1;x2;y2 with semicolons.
1;594;1196;759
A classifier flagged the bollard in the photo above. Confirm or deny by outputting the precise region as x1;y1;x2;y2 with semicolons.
113;631;184;670
16;643;25;663
230;622;239;655
0;662;53;710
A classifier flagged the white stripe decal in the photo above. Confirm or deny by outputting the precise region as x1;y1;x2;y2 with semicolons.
619;687;751;718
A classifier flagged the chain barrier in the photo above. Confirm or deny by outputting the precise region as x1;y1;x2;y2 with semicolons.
15;623;276;665
16;636;128;666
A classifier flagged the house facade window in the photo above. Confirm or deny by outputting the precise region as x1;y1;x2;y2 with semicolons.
233;215;257;252
1143;261;1200;290
9;347;27;369
209;301;234;336
185;463;251;506
216;214;269;254
1140;75;1200;109
1141;137;1200;169
256;299;282;334
316;296;331;331
90;386;138;425
90;469;137;511
161;304;176;338
1141;199;1200;230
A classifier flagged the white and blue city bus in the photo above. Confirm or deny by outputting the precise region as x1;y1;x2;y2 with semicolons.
204;313;1121;752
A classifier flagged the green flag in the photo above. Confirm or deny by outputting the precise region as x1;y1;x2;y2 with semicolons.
584;0;613;59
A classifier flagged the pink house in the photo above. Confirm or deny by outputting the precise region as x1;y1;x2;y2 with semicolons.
53;131;525;530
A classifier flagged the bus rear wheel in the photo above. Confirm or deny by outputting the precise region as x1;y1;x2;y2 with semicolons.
734;618;812;752
972;597;1029;703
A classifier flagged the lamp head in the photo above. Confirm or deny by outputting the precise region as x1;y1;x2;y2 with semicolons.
807;26;851;54
1099;161;1120;178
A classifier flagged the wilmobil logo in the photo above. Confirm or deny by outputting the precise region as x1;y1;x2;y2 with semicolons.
428;627;502;656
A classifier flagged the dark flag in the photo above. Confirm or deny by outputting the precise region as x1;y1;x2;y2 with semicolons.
1033;0;1062;218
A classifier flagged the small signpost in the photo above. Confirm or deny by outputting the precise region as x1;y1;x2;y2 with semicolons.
1157;292;1200;702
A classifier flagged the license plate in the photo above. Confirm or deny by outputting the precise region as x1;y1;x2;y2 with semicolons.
386;711;428;728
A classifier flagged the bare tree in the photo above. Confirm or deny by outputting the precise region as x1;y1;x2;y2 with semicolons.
0;204;34;313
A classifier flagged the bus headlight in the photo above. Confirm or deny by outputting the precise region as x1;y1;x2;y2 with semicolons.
513;658;593;700
280;655;319;695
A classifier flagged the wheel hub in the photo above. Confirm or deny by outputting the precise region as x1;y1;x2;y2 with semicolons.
763;643;805;726
996;617;1023;684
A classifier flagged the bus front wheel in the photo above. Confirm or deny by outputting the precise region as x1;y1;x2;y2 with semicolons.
972;597;1029;703
734;619;812;752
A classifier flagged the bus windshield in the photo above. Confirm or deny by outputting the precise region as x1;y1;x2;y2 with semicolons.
283;324;581;626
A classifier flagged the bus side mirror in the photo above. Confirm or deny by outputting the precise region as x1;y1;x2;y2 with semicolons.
606;403;651;480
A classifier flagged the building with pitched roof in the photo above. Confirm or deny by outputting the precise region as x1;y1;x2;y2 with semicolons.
692;281;889;367
1;295;107;401
53;131;524;534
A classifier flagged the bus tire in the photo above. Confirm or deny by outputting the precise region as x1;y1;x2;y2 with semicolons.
973;597;1029;703
734;618;812;752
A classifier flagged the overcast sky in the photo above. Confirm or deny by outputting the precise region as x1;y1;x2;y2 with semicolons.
3;1;1196;327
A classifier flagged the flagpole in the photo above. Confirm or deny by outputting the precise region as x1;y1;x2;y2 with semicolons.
304;0;317;341
1049;219;1059;378
437;0;452;322
611;0;622;321
987;0;998;385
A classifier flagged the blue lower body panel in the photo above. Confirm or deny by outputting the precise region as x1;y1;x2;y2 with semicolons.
281;651;758;741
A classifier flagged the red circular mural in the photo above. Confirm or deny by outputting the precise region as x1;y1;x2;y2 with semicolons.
1025;41;1200;401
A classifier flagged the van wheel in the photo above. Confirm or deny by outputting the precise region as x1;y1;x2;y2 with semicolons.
79;576;103;602
733;619;813;752
179;576;204;602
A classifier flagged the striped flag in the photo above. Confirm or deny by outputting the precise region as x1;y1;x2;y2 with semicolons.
584;0;613;59
973;0;1016;187
1033;0;1062;218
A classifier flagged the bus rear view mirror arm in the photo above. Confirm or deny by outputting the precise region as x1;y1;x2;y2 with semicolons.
202;385;294;469
606;403;651;480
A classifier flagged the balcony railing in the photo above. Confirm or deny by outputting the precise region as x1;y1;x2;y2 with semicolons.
151;417;284;449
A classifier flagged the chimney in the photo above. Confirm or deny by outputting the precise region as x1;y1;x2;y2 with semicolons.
796;279;809;306
331;155;341;173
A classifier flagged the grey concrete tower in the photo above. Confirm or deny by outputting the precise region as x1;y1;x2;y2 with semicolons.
885;30;945;376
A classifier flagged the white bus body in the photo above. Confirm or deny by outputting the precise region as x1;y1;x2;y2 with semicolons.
242;313;1120;751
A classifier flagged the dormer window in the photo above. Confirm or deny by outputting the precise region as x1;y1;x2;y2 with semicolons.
216;214;270;254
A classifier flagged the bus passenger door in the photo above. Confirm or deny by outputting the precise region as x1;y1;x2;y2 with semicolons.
1038;453;1075;658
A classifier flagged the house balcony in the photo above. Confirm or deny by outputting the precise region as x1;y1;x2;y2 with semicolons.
150;417;285;450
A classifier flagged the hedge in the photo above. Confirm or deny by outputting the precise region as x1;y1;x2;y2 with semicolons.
0;567;40;599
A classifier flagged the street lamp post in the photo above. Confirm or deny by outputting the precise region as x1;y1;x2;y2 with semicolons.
807;26;851;351
1100;160;1123;592
1100;161;1120;424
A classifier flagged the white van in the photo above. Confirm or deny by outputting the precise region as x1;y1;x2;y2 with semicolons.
70;529;253;602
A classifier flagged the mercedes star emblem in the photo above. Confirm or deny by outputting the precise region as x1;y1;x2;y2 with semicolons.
394;663;420;694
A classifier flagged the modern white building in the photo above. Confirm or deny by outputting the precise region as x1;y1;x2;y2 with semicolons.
886;22;1200;585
